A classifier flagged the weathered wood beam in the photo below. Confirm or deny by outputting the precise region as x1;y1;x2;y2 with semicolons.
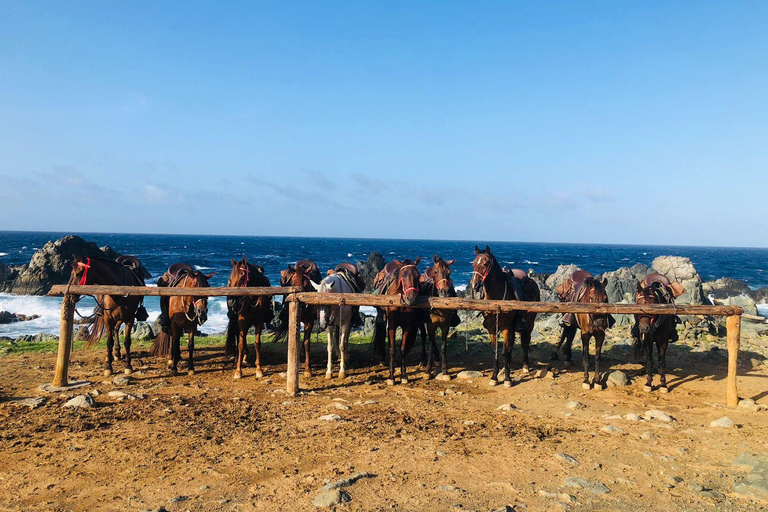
48;285;298;297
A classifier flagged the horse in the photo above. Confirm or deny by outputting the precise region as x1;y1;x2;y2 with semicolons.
555;270;611;390
633;274;683;393
371;257;423;385
275;260;321;377
470;245;541;387
70;255;146;376
312;263;364;379
153;267;214;375
419;254;460;379
224;257;273;379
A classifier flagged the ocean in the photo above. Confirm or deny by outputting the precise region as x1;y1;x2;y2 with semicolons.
2;231;768;338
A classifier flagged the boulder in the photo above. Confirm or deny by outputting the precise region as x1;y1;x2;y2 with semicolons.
716;295;758;316
545;264;582;292
0;261;22;289
597;264;650;326
130;322;154;341
15;333;58;343
650;256;705;305
703;277;753;300
356;252;385;291
0;311;17;324
7;236;117;295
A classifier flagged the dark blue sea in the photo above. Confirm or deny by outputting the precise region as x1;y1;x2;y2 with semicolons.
2;231;768;337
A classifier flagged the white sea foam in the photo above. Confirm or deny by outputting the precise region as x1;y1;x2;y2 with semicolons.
347;253;353;257
455;284;467;292
194;265;213;270
0;252;8;257
522;260;539;265
757;304;768;318
360;306;378;317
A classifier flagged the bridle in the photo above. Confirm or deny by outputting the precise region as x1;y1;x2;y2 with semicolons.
472;255;494;284
398;264;420;296
180;274;207;324
76;258;91;285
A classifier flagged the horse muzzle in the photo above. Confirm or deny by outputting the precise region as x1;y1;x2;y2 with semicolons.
593;315;608;330
402;292;418;307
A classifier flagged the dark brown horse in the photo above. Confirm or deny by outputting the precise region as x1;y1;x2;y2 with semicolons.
275;261;320;377
225;258;272;379
633;274;683;393
164;269;214;375
70;255;146;376
555;271;611;390
420;254;459;379
470;245;541;387
374;257;422;385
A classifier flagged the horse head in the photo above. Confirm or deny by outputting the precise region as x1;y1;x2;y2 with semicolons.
635;281;661;336
470;245;493;294
396;257;421;306
313;275;338;330
184;271;214;325
432;254;456;298
228;257;251;287
69;254;91;285
583;277;610;330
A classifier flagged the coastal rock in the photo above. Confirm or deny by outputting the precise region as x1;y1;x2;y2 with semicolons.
650;256;705;305
734;462;768;500
545;264;583;292
15;333;58;343
121;321;154;341
597;264;650;326
716;295;758;316
7;236;119;295
0;311;17;324
0;261;22;291
356;252;385;291
703;277;753;299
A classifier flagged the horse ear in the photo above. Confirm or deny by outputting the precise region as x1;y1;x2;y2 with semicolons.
393;259;402;266
445;259;455;266
231;258;237;266
205;273;215;280
310;281;322;291
636;282;643;293
414;256;421;266
474;245;481;254
433;254;439;264
485;245;491;254
288;265;295;272
602;278;608;288
241;257;248;265
257;266;264;273
328;280;335;289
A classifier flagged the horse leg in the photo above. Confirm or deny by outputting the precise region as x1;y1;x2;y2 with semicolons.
558;325;576;368
425;322;437;379
170;323;182;374
658;339;669;393
387;321;397;386
440;322;450;378
339;322;350;379
419;324;428;369
114;321;123;360
643;336;654;392
254;325;264;378
520;314;533;374
400;326;413;384
104;317;116;376
592;332;605;390
234;323;246;379
581;333;591;389
325;326;334;380
123;320;134;375
187;328;196;376
489;321;499;386
302;322;312;378
503;328;513;388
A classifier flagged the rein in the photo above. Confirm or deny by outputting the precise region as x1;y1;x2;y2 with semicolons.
179;275;206;324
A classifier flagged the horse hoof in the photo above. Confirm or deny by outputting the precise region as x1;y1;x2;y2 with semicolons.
522;366;530;375
233;371;242;380
659;386;669;394
643;385;653;392
103;369;113;377
582;382;591;390
489;379;498;387
303;371;312;378
167;359;173;367
386;379;395;386
255;370;264;379
188;369;196;376
325;372;333;380
592;383;603;391
503;380;512;388
124;368;133;376
338;372;346;380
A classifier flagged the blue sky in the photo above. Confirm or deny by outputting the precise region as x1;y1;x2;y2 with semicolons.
0;2;766;246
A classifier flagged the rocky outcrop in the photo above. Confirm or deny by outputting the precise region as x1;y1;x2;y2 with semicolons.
650;256;705;305
0;311;40;324
596;264;650;326
0;262;24;292
545;264;582;292
4;235;143;295
703;277;753;299
356;252;385;291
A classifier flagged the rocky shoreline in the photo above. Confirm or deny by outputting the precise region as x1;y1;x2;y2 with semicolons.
1;236;767;343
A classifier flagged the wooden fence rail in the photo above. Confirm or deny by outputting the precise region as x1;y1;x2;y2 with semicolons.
47;286;744;406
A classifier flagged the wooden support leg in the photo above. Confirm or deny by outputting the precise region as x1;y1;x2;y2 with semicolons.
726;315;741;407
53;293;76;387
286;294;301;396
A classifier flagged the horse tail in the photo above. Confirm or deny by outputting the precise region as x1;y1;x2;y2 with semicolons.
371;310;387;361
84;314;106;348
151;331;172;358
225;315;238;356
272;305;290;343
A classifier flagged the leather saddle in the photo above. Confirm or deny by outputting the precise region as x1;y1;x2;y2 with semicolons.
296;259;321;284
334;262;365;292
556;270;593;301
159;262;194;287
372;261;403;294
116;255;142;270
641;272;685;298
508;268;528;280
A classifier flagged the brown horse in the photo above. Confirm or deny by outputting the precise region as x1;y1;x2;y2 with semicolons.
164;269;214;375
374;257;422;385
420;254;459;379
275;261;320;377
224;258;273;379
70;255;146;376
633;274;683;393
470;245;541;387
556;271;611;390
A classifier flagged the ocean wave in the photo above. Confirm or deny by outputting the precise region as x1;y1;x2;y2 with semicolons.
522;260;539;265
455;284;467;292
757;304;768;318
0;252;7;257
194;265;213;270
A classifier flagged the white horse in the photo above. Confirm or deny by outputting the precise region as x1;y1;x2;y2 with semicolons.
311;272;359;379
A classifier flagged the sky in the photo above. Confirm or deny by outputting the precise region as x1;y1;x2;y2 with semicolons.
0;1;766;246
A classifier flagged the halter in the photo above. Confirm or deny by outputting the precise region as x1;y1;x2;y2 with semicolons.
398;264;419;296
77;258;91;285
238;265;250;287
472;255;494;283
180;275;207;324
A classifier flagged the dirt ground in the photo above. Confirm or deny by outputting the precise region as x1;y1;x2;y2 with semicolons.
1;328;768;512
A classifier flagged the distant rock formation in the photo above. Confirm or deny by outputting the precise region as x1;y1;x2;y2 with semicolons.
650;256;705;305
356;251;385;291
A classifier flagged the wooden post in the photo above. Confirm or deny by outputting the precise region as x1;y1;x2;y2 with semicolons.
52;293;76;388
726;314;741;407
286;293;301;396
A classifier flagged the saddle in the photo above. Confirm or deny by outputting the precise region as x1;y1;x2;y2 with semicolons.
158;262;194;287
642;273;685;298
296;259;321;284
334;262;365;292
556;270;593;301
503;269;529;301
372;261;403;294
116;255;142;270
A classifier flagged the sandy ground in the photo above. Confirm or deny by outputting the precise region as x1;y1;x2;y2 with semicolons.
1;329;768;512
